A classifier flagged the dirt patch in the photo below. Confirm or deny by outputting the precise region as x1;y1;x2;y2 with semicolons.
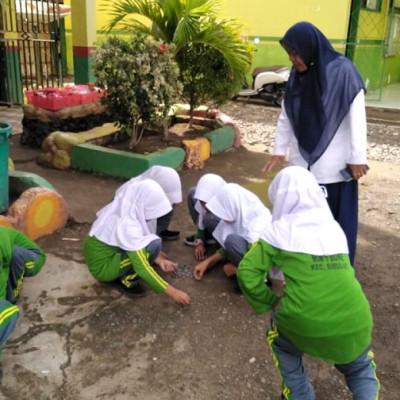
5;102;400;399
105;121;215;155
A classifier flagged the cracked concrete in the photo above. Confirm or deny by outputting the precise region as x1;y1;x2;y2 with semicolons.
0;104;399;400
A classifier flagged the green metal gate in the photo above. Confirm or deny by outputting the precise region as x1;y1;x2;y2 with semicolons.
0;0;66;105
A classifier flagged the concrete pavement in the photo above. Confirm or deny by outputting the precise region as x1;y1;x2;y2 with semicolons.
1;133;279;400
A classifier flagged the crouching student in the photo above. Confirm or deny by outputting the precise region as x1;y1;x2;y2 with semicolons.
84;179;191;306
0;226;46;380
193;183;272;288
185;173;226;260
115;166;182;241
237;166;379;400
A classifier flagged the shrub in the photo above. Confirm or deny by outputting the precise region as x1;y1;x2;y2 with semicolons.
92;35;182;148
177;42;241;125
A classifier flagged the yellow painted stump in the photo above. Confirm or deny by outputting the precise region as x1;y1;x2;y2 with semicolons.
1;187;68;240
182;137;211;170
0;215;14;228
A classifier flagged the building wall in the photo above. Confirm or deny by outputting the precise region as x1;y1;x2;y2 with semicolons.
219;0;352;71
220;0;351;37
62;0;399;86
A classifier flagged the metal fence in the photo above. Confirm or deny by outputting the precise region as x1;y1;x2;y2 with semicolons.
0;0;64;105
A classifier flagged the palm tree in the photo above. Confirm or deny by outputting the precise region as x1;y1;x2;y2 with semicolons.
102;0;251;122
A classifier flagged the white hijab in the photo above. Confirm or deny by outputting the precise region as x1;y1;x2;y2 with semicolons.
89;179;172;251
194;173;226;229
261;166;348;255
115;166;182;205
207;183;272;246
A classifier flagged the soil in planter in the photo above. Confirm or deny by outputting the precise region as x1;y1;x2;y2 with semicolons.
105;122;214;155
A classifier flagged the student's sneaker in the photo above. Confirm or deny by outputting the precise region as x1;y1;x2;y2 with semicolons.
159;229;180;241
109;280;147;298
122;281;147;298
204;231;217;245
184;234;197;246
185;235;217;246
228;275;242;295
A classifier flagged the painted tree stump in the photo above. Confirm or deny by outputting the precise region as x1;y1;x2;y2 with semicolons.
1;187;68;240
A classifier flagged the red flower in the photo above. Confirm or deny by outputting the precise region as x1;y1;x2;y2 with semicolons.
159;43;167;53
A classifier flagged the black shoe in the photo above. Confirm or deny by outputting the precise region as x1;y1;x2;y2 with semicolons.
265;278;272;288
109;280;147;298
159;229;180;241
184;234;197;246
123;281;147;297
185;234;216;246
228;275;242;294
204;231;217;245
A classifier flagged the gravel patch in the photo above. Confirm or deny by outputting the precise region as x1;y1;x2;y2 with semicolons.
220;102;400;163
171;263;194;279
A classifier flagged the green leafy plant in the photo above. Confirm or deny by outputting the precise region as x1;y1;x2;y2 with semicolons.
102;0;252;126
92;35;181;149
176;42;239;125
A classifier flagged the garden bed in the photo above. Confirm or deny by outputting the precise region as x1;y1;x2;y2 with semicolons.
38;108;239;176
105;121;214;155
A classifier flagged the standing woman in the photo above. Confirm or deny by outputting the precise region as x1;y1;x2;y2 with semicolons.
263;21;368;265
84;179;191;305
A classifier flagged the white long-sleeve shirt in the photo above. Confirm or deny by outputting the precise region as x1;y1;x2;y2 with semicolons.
273;90;367;184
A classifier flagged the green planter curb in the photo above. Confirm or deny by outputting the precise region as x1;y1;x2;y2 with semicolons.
71;144;186;179
204;126;235;154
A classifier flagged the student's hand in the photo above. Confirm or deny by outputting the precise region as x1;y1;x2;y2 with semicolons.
222;262;237;277
193;260;209;280
194;242;206;260
155;257;177;273
262;155;286;172
159;251;170;260
348;164;368;180
165;285;191;305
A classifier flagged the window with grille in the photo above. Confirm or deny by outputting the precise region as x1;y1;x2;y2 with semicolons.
363;0;382;12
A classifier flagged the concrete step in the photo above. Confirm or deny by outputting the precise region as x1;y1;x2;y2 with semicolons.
366;106;400;126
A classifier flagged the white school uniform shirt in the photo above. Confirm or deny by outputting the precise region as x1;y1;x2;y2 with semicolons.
206;183;272;247
115;166;182;205
193;174;226;230
261;166;348;255
273;90;367;184
89;179;172;251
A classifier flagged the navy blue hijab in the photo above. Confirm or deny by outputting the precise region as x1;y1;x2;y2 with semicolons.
281;22;365;166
